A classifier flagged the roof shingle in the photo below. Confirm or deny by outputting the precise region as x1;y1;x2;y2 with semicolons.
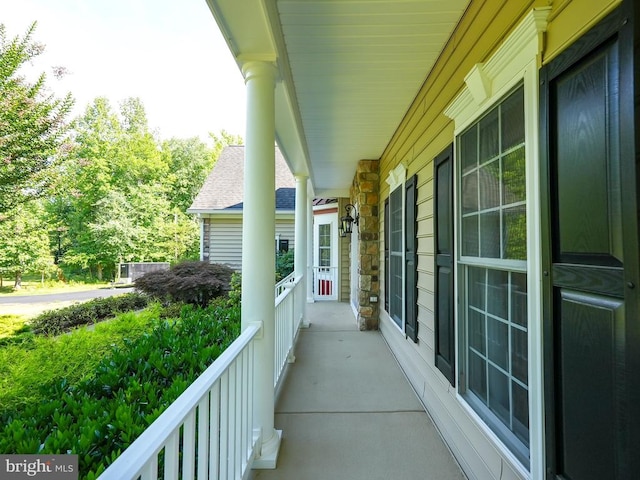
188;145;296;212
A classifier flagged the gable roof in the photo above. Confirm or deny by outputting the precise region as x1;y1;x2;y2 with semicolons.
188;145;296;213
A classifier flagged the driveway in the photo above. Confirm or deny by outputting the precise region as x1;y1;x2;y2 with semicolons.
0;287;136;304
0;287;136;318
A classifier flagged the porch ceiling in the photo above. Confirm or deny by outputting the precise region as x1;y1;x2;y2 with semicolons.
205;0;470;196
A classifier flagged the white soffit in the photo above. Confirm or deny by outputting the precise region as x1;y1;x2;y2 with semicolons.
276;0;470;195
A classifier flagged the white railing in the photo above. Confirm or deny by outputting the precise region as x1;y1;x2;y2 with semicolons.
98;274;306;480
313;266;338;300
98;323;261;480
275;271;296;297
274;275;303;389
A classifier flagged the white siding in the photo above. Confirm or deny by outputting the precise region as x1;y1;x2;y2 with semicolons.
275;219;295;252
207;216;295;271
209;218;243;270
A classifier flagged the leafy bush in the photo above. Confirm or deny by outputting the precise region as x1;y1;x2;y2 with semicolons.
134;261;234;307
30;293;149;336
0;306;160;414
227;272;242;307
276;249;294;280
0;302;240;479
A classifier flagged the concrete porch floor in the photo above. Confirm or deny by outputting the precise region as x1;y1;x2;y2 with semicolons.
253;302;466;480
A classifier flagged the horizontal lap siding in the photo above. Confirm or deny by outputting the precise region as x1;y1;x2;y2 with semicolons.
210;219;243;270
340;235;350;302
275;219;295;251
376;0;621;479
209;217;295;271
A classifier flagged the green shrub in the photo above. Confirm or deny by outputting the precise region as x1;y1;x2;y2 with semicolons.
30;293;149;336
227;272;242;307
0;303;240;479
276;249;294;280
0;306;160;414
134;261;234;307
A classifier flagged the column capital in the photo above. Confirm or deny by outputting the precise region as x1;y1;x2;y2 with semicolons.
241;59;278;84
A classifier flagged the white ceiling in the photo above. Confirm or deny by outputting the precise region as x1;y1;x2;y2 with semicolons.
206;0;470;196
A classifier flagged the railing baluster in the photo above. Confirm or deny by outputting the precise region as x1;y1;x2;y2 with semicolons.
228;364;237;479
183;411;196;479
197;395;209;479
234;359;243;477
240;348;248;471
164;430;179;480
219;372;229;480
140;459;156;480
209;382;220;480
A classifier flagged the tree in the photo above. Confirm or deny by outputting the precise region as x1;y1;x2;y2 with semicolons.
209;130;243;161
162;137;214;212
0;201;54;288
0;22;74;215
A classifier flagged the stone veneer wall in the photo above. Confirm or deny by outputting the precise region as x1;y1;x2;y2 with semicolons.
350;159;380;330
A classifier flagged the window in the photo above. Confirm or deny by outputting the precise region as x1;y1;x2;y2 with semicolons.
458;86;529;464
388;186;403;327
318;224;331;267
384;168;418;342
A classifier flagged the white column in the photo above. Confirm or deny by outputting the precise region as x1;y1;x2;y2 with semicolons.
294;176;309;328
240;60;281;468
306;196;314;304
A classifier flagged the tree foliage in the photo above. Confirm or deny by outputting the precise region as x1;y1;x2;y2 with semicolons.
0;20;243;283
0;201;54;288
0;22;74;215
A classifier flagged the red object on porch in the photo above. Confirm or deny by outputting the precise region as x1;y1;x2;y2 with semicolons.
319;279;332;295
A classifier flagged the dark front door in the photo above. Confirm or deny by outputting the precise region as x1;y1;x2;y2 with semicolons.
541;6;640;480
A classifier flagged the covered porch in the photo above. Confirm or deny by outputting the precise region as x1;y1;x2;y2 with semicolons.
98;296;464;479
254;301;464;480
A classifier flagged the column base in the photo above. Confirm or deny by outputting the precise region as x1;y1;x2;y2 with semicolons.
253;429;282;469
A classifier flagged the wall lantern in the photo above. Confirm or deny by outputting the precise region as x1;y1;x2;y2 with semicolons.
341;203;359;235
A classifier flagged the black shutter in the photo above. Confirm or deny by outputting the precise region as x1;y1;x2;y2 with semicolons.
434;145;455;385
405;175;418;342
384;198;389;312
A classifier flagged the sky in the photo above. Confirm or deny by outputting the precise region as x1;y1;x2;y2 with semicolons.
1;0;247;143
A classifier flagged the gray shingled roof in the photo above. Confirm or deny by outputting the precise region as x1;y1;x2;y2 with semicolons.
188;145;296;212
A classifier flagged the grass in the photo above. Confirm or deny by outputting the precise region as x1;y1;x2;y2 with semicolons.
0;314;29;339
0;304;160;414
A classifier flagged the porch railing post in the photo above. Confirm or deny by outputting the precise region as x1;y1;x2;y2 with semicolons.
241;59;281;469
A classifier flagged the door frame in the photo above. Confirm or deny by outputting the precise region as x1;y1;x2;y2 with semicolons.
313;210;339;300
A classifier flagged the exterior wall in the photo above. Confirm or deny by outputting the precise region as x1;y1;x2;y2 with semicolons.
205;215;295;271
375;1;622;479
338;198;351;303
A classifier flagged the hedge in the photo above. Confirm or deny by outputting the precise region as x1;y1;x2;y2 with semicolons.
30;293;149;336
0;301;241;479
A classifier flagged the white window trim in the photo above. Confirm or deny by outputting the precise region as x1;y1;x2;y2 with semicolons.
386;164;407;334
444;7;550;479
